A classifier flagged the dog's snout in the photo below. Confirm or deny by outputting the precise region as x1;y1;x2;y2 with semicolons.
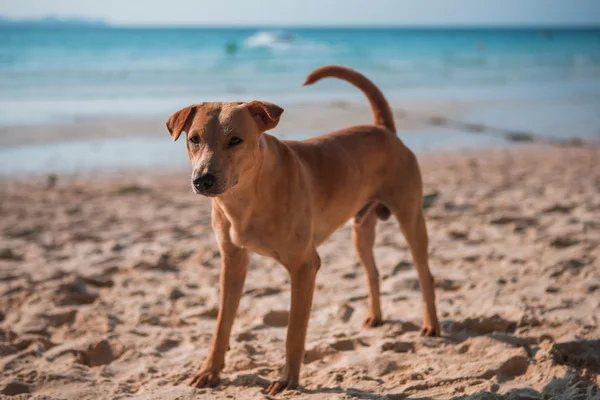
193;173;216;191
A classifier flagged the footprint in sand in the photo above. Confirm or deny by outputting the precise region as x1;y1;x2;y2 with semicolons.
489;215;537;226
545;285;560;293
236;331;257;342
329;338;356;351
541;203;574;214
263;310;289;327
463;254;481;263
380;340;415;353
12;335;55;352
0;248;24;262
55;279;98;306
435;279;462;291
548;258;588;278
169;287;186;300
42;308;77;327
1;381;30;396
79;339;124;367
550;236;580;249
447;314;517;334
78;273;115;288
155;338;180;353
338;304;354;322
342;272;357;279
391;261;413;275
448;229;469;240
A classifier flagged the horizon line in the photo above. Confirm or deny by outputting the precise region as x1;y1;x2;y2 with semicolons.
1;16;600;29
2;23;600;29
115;22;600;28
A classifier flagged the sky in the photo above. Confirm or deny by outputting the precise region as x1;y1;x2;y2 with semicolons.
1;0;599;26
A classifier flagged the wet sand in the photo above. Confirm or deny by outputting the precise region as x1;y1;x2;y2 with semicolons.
1;144;599;399
0;99;483;147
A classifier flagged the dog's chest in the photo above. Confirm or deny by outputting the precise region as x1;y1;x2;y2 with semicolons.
229;222;282;260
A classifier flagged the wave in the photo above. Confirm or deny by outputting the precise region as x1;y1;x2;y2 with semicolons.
242;30;340;55
244;31;292;50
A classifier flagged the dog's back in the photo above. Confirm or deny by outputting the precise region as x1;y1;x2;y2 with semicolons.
280;66;415;245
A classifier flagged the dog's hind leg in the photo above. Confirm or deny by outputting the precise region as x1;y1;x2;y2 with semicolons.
393;202;440;336
383;153;440;336
352;206;383;327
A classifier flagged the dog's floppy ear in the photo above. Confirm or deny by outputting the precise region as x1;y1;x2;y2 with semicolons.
246;101;284;132
166;105;198;141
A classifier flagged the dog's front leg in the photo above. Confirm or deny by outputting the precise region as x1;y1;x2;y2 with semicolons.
189;242;249;388
267;251;320;395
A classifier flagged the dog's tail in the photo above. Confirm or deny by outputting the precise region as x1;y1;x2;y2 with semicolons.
304;65;395;221
303;65;396;134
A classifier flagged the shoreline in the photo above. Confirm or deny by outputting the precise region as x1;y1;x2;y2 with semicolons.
2;97;598;177
2;96;597;149
0;99;475;147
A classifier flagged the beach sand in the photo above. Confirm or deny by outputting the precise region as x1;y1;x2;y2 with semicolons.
1;141;599;399
0;99;481;147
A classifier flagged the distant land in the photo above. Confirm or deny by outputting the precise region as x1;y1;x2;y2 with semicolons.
0;16;597;29
0;16;107;27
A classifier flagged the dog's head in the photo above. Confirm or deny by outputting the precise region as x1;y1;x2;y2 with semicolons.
167;101;283;197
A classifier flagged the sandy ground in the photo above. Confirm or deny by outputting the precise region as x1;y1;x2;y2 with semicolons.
0;99;481;147
1;145;600;400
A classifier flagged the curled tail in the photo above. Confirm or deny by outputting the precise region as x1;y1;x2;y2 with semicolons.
303;65;396;134
305;65;395;221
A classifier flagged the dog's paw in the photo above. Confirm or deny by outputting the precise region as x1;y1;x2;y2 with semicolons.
420;323;440;337
363;316;383;328
189;369;220;388
266;379;298;395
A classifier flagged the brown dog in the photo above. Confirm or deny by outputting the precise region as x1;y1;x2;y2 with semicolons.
166;65;439;395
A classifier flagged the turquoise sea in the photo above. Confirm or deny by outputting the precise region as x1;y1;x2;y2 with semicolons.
1;27;600;124
0;27;599;173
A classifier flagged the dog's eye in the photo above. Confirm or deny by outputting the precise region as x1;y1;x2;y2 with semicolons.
189;135;200;144
228;137;243;147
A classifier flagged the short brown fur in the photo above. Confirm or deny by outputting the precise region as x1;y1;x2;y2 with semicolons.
167;65;440;395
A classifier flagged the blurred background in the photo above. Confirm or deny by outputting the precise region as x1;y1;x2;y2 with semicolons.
0;0;599;173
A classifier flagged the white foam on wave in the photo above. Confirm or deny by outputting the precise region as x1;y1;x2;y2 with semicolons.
243;31;339;55
244;31;290;50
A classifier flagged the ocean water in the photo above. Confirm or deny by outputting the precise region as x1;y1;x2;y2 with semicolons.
1;27;599;174
1;27;600;126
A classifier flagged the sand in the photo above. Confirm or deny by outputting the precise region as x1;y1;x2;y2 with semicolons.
0;99;480;147
1;144;600;399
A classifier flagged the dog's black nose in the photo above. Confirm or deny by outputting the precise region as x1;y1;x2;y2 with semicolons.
193;173;216;191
